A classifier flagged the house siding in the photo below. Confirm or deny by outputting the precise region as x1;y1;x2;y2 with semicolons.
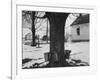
71;23;89;41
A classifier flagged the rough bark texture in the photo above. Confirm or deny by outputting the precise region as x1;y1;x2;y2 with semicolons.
46;12;69;67
46;18;49;43
31;12;36;46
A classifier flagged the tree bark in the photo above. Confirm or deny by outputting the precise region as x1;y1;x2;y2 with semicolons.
46;13;69;67
31;11;36;46
46;18;49;43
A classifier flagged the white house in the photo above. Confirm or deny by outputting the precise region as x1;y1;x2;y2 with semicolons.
67;14;89;42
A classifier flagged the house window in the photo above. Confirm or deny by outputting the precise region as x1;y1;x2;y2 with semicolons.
77;27;80;36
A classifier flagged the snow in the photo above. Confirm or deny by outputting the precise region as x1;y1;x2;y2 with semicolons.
65;42;89;63
22;41;89;67
23;43;49;59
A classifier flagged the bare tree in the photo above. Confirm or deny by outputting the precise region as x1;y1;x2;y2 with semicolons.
31;11;36;46
22;11;47;46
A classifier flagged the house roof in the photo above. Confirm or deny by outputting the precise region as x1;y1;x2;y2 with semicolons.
71;14;89;26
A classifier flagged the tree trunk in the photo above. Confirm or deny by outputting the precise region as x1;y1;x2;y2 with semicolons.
46;18;49;43
31;12;36;46
47;13;69;67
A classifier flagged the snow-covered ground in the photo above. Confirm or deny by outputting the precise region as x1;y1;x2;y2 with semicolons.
23;41;49;60
22;41;89;67
65;42;89;63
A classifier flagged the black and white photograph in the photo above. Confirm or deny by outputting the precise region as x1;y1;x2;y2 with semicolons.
0;0;99;79
10;1;98;79
22;11;90;69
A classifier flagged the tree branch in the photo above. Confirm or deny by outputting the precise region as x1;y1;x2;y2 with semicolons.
35;14;47;19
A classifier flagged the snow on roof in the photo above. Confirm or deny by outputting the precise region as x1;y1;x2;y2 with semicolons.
71;14;89;26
